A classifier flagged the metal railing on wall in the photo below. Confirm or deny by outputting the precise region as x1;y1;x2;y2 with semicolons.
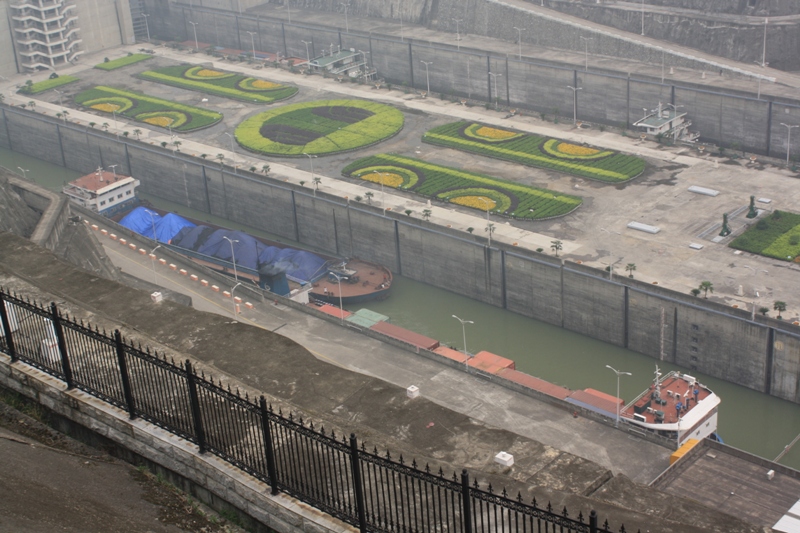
0;287;628;533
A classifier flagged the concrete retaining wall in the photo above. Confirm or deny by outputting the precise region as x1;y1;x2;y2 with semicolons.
0;354;354;533
2;105;800;404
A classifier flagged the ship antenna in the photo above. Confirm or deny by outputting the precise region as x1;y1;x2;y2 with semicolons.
654;364;662;395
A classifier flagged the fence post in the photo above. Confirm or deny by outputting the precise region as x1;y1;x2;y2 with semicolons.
259;395;279;495
348;433;368;533
0;292;17;362
461;469;473;533
590;509;598;533
185;360;206;453
50;302;73;389
114;330;137;419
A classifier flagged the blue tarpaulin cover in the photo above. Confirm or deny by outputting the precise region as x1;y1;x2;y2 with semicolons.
119;207;195;242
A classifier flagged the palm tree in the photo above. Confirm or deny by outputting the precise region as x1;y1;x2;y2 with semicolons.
625;263;636;278
773;301;787;319
312;177;321;196
486;223;496;245
261;164;270;175
216;153;225;167
102;123;110;132
172;140;182;152
550;240;563;257
61;110;69;122
699;281;714;298
133;128;142;139
422;209;432;221
27;101;35;110
364;191;374;205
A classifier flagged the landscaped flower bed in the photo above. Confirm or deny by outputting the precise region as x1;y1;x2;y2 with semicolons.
17;75;79;95
94;53;153;71
423;122;645;183
342;154;582;220
74;86;222;132
236;99;404;156
730;210;800;261
137;65;297;103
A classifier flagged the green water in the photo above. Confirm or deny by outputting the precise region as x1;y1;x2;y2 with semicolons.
2;146;799;470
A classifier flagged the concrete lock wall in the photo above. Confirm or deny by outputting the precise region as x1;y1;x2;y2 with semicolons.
149;4;800;157
2;106;800;404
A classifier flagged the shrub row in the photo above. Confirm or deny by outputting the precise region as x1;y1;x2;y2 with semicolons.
423;122;645;183
74;86;222;132
342;154;582;220
138;65;297;103
730;210;800;261
95;54;153;71
18;75;79;95
236;99;404;156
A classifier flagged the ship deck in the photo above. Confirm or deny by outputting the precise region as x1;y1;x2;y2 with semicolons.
310;259;391;300
622;374;712;425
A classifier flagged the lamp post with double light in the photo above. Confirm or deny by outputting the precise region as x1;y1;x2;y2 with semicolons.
329;272;345;325
567;85;582;124
420;60;433;96
222;236;239;282
150;244;162;285
605;365;631;428
452;315;474;371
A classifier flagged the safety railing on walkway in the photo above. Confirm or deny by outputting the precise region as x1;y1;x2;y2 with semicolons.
0;287;629;533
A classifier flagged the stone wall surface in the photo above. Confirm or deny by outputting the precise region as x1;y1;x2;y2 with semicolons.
2;105;800;404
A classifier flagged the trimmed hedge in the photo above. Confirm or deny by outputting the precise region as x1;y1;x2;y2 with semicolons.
94;54;153;71
423;122;645;183
74;86;222;132
138;65;297;103
18;75;79;95
342;154;582;220
236;99;404;156
730;210;800;261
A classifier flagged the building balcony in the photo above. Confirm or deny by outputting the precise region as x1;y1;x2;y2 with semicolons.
10;1;65;11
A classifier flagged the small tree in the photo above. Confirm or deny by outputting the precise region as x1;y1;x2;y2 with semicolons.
422;209;432;221
89;122;96;129
699;281;714;298
249;166;257;172
133;128;142;139
550;240;563;257
354;195;363;203
161;141;168;148
759;307;770;316
773;301;787;319
625;263;636;278
364;191;374;205
405;209;413;217
467;227;474;234
261;164;270;175
691;288;701;297
299;180;305;187
123;131;129;138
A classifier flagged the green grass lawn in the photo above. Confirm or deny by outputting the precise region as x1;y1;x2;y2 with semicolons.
17;76;79;95
730;210;800;261
423;122;645;183
74;86;222;132
94;54;153;71
342;154;582;220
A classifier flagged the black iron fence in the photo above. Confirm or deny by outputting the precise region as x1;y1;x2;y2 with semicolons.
0;288;628;533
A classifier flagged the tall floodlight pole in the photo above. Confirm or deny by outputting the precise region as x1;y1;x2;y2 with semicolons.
246;31;257;60
567;85;582;124
222;236;239;282
605;365;632;428
231;282;242;318
189;21;199;50
489;72;502;109
781;123;799;166
223;132;236;173
761;17;768;68
141;13;151;42
641;0;645;36
329;273;345;325
454;18;463;50
420;60;433;96
514;27;525;60
301;40;312;65
149;244;162;285
580;36;592;71
341;2;350;33
17;167;29;180
303;152;316;183
452;315;474;371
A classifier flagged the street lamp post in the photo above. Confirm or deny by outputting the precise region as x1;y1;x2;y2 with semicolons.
301;40;312;65
743;265;768;320
781;123;799;166
223;132;236;173
303;152;316;183
372;170;386;216
420;60;433;96
189;21;199;50
17;167;29;180
246;31;258;60
605;365;632;428
567;85;582;124
341;2;350;33
53;89;64;108
149;244;162;285
329;272;345;325
454;18;463;50
761;17;768;68
222;236;239;282
231;282;242;318
488;72;502;109
640;0;645;36
580;36;592;71
141;13;151;42
477;196;491;221
452;315;474;371
514;27;525;60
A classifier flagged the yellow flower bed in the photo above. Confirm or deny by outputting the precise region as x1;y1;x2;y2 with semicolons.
196;69;226;77
555;143;601;156
250;80;281;89
142;116;174;127
475;126;517;140
91;103;121;112
450;196;497;210
361;172;403;188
